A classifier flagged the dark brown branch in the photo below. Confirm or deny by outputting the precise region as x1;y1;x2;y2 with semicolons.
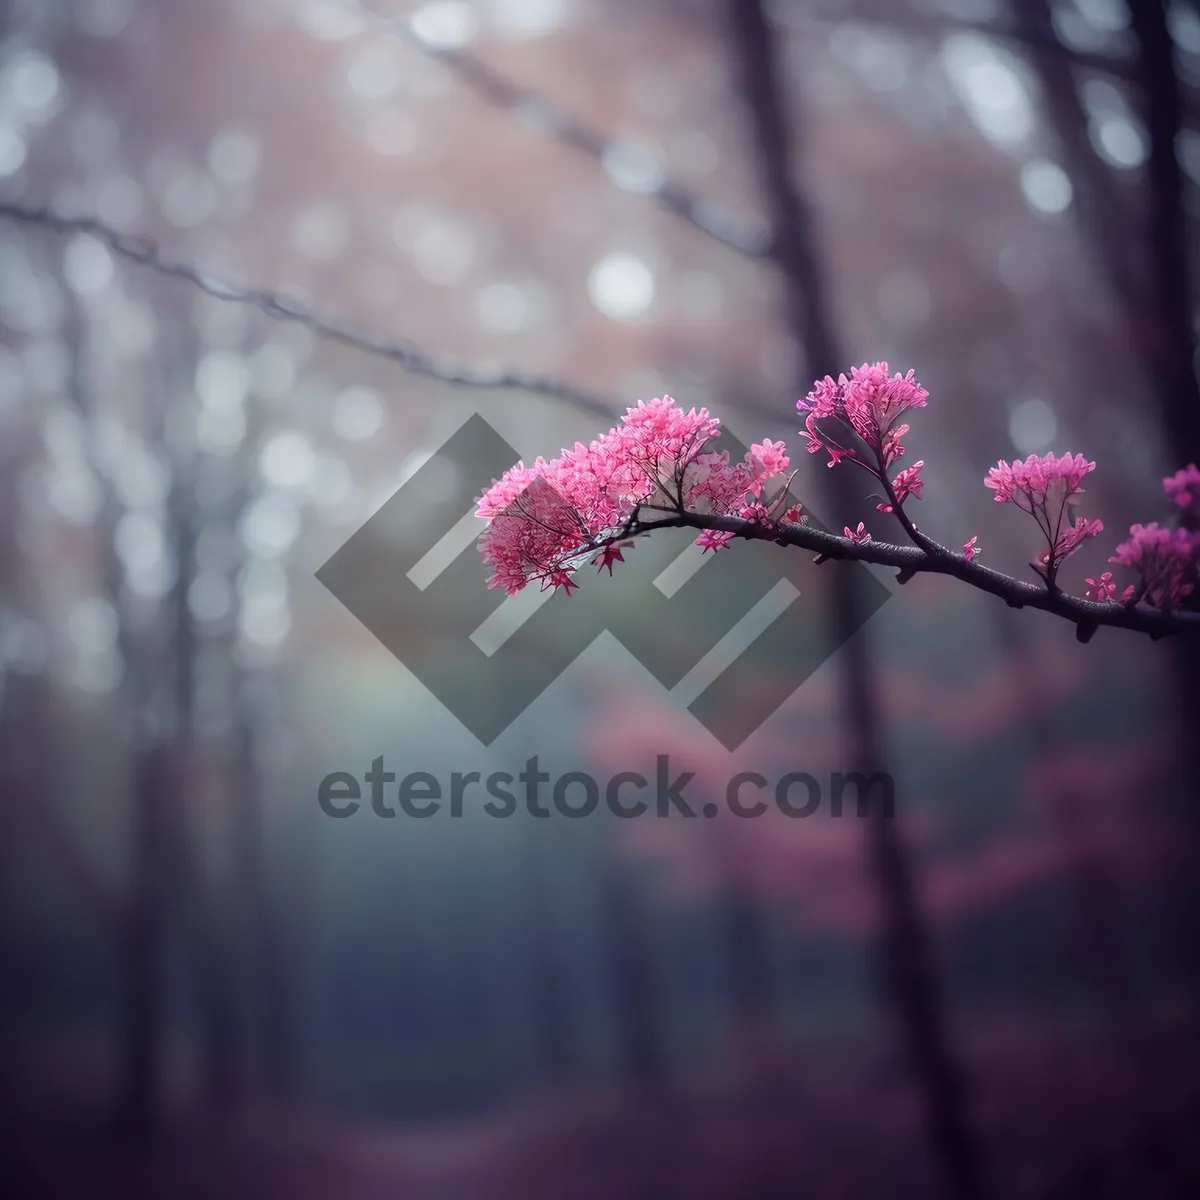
621;508;1200;640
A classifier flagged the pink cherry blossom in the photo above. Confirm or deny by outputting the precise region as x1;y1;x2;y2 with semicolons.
963;536;980;562
882;423;910;468
695;529;735;554
592;540;634;576
1032;516;1105;568
1163;463;1200;515
476;396;790;593
684;439;791;515
543;569;579;596
886;460;925;510
797;362;927;468
844;522;871;544
984;452;1100;582
750;439;790;477
984;451;1094;507
1109;523;1200;610
1084;572;1117;602
477;475;591;597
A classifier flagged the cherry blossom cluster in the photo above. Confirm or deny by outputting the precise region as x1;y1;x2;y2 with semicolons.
1163;463;1200;517
1074;467;1200;610
983;452;1104;587
1105;521;1200;609
798;362;928;512
474;365;1200;636
476;396;794;595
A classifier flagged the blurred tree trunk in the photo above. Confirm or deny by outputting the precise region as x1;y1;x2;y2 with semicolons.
724;3;987;1197
1013;0;1200;451
722;888;773;1044
983;19;1200;1179
1126;0;1200;785
523;825;576;1084
230;700;294;1099
56;265;172;1143
206;395;294;1103
0;684;17;1125
706;813;776;1058
119;742;172;1141
1128;0;1200;453
1017;0;1200;762
991;610;1140;1044
161;344;244;1111
1010;0;1143;311
174;488;240;1110
0;676;50;1118
991;604;1190;1200
601;848;666;1087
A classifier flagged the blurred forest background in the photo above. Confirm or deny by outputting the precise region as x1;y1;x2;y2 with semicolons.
2;0;1200;1197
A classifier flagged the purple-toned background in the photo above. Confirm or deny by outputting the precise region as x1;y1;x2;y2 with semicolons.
1;1;1198;1197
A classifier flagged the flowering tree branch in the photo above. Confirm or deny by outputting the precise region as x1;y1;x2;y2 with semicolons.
475;365;1200;645
607;509;1200;643
0;199;618;419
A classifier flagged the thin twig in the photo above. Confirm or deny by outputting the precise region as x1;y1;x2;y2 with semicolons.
346;0;771;260
0;199;618;418
611;507;1200;640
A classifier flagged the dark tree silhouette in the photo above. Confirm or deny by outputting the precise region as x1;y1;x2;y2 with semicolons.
724;3;987;1197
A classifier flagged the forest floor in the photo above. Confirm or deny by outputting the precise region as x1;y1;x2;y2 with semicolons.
3;1019;1200;1200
